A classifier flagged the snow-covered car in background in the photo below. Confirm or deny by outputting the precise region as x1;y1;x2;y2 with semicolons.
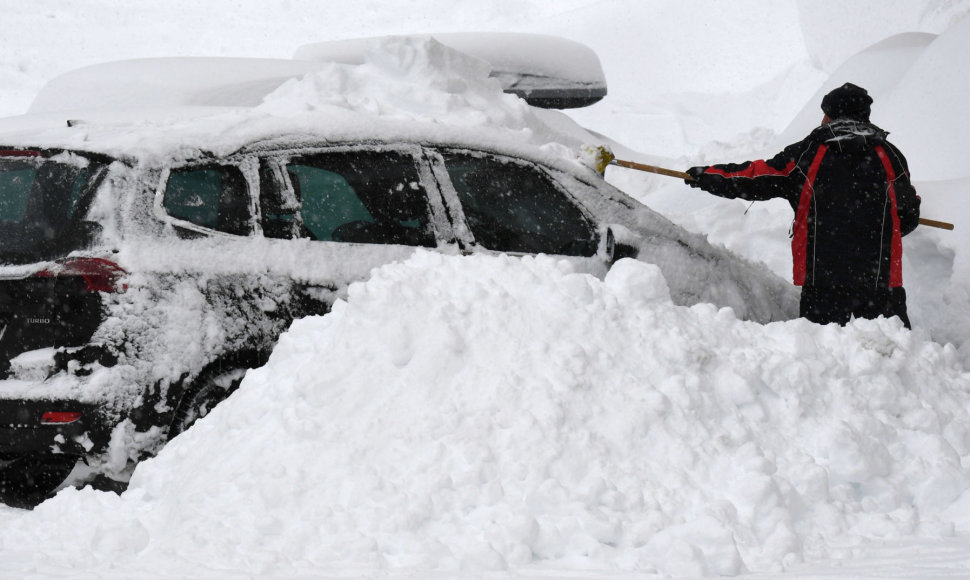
0;34;796;507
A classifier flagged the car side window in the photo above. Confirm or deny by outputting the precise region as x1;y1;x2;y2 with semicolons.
163;165;251;235
284;150;435;247
442;152;598;256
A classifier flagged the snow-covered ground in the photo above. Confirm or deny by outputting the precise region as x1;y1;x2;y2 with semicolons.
2;1;970;578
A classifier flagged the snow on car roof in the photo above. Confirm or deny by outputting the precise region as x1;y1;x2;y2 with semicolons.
0;36;611;170
27;58;330;114
294;32;608;109
27;33;606;115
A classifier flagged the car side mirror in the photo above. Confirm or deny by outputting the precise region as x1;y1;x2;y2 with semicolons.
602;224;639;263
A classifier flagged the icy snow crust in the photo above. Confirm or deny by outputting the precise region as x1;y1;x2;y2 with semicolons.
2;253;969;578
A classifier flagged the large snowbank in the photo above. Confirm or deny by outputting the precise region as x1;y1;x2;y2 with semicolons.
3;253;969;578
795;0;969;72
776;17;970;182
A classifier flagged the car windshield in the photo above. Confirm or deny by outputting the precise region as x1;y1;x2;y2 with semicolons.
0;152;95;264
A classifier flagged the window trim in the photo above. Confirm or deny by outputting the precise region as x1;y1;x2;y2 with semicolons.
254;157;302;240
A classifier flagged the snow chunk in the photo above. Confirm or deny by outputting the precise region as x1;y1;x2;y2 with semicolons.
604;257;670;306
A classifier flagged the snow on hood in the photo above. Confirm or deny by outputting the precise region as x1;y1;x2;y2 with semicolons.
2;252;969;578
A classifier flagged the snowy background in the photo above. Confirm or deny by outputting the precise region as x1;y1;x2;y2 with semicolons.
3;1;970;578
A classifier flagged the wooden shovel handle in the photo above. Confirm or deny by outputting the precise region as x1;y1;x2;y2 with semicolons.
611;159;693;180
919;218;954;230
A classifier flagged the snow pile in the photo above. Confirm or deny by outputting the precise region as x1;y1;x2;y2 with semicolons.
3;252;969;578
294;32;608;97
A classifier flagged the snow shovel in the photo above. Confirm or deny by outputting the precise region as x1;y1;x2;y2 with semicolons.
608;157;954;231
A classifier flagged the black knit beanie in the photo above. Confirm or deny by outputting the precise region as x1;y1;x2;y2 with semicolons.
821;82;873;120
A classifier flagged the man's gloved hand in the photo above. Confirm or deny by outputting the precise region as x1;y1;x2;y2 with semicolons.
685;166;708;188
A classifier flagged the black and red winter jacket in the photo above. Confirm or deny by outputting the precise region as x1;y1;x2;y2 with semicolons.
690;119;920;289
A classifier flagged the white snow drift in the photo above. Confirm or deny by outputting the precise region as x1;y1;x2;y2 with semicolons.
2;253;970;578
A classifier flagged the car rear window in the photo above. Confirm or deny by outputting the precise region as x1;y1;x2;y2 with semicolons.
0;152;96;264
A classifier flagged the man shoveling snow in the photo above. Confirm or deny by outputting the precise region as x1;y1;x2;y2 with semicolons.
683;83;920;327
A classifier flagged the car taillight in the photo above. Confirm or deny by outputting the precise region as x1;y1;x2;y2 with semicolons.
35;257;128;293
41;411;82;425
0;149;42;157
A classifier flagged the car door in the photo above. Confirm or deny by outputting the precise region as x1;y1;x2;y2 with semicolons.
154;158;294;328
425;148;610;272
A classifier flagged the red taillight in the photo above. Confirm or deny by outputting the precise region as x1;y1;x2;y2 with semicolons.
0;149;42;157
41;411;82;425
36;257;128;293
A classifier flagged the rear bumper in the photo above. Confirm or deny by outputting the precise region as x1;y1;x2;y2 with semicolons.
0;400;107;456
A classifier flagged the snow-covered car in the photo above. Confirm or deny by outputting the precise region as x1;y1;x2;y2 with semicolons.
0;35;796;506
